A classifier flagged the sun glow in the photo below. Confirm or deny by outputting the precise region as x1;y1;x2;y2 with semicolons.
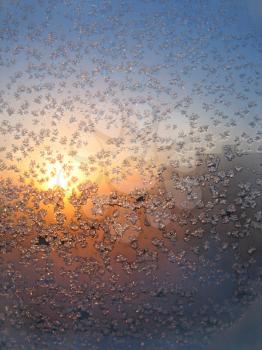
48;164;68;190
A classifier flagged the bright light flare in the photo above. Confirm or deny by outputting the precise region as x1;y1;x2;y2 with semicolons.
48;164;68;190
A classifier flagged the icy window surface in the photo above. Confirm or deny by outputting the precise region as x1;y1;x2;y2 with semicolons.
0;1;262;349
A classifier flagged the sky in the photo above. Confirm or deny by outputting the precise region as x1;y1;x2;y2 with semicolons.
0;1;262;349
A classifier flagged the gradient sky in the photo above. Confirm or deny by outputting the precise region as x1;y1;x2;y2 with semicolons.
0;1;262;349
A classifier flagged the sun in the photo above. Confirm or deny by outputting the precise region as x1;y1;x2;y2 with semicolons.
48;164;68;190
